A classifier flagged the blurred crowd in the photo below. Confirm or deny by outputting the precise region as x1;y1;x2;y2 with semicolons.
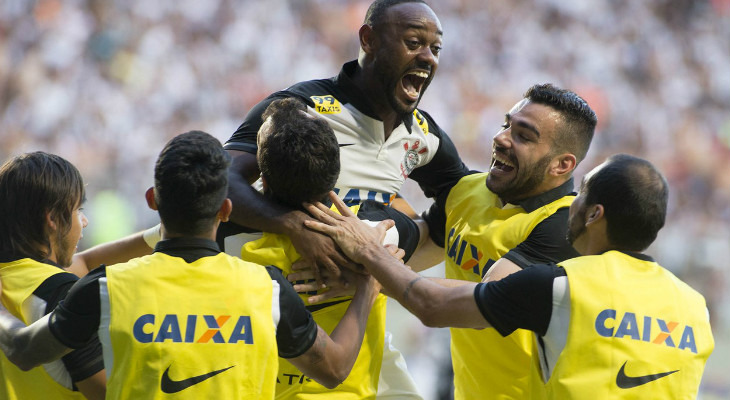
1;0;729;397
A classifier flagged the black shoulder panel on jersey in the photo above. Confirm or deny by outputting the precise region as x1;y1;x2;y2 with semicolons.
408;111;470;199
34;272;79;314
225;77;344;154
502;207;580;268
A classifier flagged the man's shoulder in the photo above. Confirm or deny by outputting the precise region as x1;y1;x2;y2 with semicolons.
280;77;342;104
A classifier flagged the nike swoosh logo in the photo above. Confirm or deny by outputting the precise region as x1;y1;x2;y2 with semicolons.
616;361;679;389
338;143;355;147
160;364;235;393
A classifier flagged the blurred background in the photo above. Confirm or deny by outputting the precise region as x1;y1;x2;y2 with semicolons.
1;0;728;398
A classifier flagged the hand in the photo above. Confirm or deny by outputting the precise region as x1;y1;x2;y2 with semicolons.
304;192;394;265
351;270;382;299
385;244;405;263
289;259;371;304
287;212;361;284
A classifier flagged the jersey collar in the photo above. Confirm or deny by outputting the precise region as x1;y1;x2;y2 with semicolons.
511;177;576;213
154;237;221;263
336;60;415;133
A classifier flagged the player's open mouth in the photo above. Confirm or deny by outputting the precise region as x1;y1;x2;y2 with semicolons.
401;71;429;101
491;153;515;173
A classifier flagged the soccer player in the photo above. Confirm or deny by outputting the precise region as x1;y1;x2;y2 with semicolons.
223;0;467;278
304;153;715;399
0;131;381;399
223;1;468;397
219;97;422;399
413;83;596;398
0;152;106;400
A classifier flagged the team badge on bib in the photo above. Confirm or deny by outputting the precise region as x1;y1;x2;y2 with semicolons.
310;95;342;114
400;140;428;178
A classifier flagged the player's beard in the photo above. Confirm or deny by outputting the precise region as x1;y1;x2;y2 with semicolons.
566;208;587;245
373;54;431;117
487;153;552;203
50;228;75;267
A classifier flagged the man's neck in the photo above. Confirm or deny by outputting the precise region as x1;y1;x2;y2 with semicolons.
160;225;218;242
351;63;400;139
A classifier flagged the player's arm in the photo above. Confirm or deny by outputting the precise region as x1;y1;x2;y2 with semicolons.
286;271;380;388
269;265;380;388
0;311;106;400
304;193;489;329
67;228;155;277
0;312;71;370
0;270;103;370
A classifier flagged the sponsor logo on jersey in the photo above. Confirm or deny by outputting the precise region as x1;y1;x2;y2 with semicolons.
594;309;698;353
310;95;342;114
277;372;313;385
133;314;254;344
161;364;235;393
413;110;429;135
446;228;484;275
615;361;679;389
400;140;428;178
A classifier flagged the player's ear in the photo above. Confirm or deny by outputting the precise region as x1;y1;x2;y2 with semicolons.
45;211;57;233
585;204;604;225
359;24;376;55
550;153;577;177
145;187;158;211
218;198;232;223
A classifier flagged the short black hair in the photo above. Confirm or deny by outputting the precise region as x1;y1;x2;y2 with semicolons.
364;0;428;27
258;97;340;209
585;153;668;251
525;83;597;164
0;152;85;260
154;131;231;236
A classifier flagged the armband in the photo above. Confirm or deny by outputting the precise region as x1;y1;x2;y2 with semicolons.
142;223;162;248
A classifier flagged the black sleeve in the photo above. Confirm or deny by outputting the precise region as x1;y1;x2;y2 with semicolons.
224;91;313;154
36;270;104;382
356;200;420;262
473;264;565;337
502;208;580;268
265;266;318;359
48;266;106;349
408;111;470;200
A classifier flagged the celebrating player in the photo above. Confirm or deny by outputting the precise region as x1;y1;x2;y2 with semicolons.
304;153;715;399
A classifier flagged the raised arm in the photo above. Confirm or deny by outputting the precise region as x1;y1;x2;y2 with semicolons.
67;230;153;277
304;193;489;330
285;271;380;388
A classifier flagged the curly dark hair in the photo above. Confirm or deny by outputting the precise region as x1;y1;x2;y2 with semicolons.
154;131;231;236
525;83;597;164
258;97;340;209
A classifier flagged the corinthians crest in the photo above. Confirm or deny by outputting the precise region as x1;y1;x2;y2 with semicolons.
400;140;428;178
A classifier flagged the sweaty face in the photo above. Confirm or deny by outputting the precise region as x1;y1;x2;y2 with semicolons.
52;206;87;267
371;3;442;115
486;100;562;203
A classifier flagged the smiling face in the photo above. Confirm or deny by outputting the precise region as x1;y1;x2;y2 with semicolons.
369;2;442;115
486;99;564;203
